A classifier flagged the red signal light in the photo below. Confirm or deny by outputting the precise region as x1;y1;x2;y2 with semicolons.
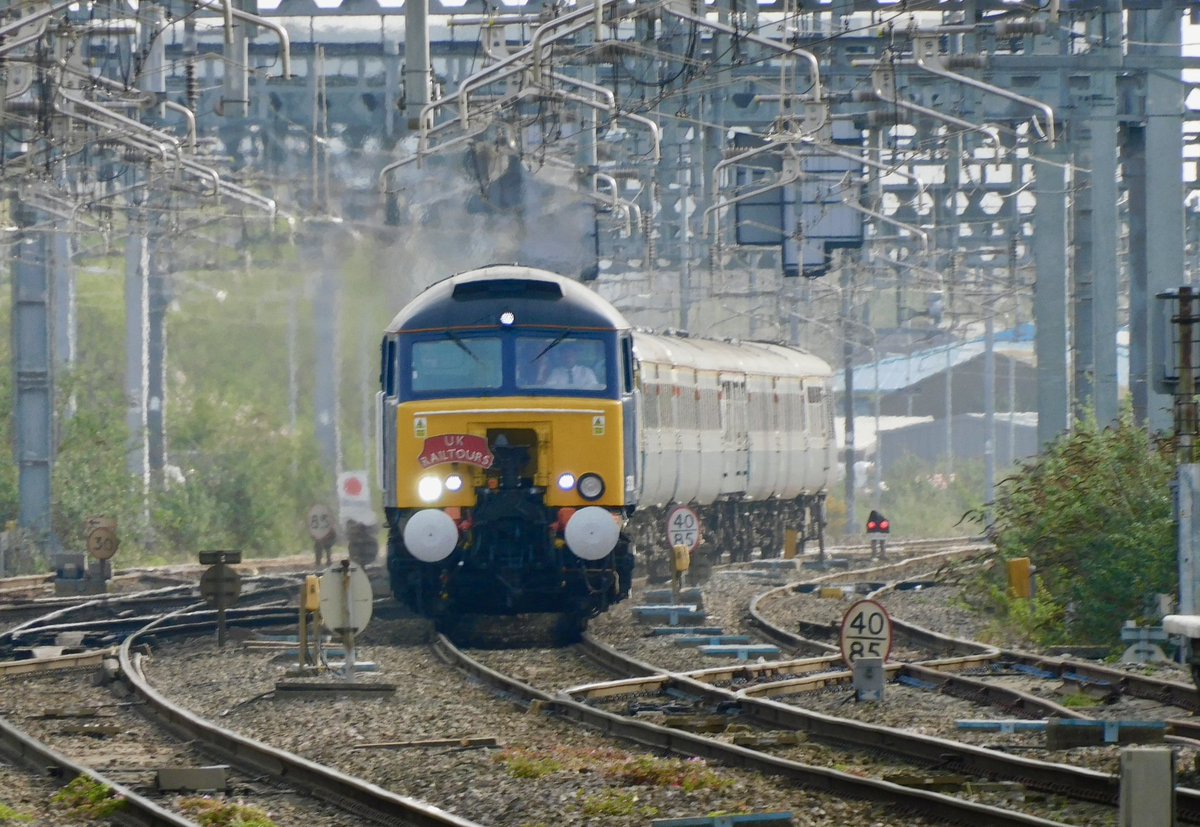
867;510;889;533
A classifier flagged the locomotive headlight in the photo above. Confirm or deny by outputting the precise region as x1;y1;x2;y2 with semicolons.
417;475;443;503
499;311;515;326
557;473;576;492
444;474;464;493
577;473;605;501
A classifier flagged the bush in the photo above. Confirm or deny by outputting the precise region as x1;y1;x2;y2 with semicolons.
969;408;1175;647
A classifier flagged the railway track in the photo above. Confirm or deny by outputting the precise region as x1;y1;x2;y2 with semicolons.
578;538;1200;824
0;537;1188;826
118;607;482;826
0;580;480;827
441;633;1072;826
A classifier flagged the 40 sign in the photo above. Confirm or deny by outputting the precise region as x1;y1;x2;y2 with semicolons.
665;505;701;552
839;599;893;667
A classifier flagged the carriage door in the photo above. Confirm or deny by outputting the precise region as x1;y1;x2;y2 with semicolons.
719;376;749;496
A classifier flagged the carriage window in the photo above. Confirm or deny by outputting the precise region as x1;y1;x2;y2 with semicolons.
411;336;502;392
515;335;609;391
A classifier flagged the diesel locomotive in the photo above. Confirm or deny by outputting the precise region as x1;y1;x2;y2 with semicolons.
378;265;836;629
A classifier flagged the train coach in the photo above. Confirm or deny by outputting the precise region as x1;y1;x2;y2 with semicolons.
378;265;836;632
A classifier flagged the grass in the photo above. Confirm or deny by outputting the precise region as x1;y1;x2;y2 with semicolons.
0;802;32;823
498;745;731;791
577;788;660;817
179;796;277;826
51;776;126;819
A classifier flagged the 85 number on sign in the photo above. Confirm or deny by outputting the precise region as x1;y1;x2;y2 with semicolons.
839;599;893;666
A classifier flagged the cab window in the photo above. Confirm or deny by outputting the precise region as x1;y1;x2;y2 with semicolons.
621;336;635;393
381;338;397;395
411;336;502;392
515;335;609;392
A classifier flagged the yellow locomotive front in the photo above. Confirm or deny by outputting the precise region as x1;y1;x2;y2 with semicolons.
378;267;638;628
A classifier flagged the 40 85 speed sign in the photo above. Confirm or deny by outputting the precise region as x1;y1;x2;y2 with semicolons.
839;599;893;666
665;505;701;552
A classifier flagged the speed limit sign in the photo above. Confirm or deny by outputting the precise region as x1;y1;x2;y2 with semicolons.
665;505;701;552
839;599;893;666
84;517;119;561
86;527;119;561
307;504;336;543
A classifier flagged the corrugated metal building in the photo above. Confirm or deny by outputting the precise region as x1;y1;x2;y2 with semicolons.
834;326;1128;470
833;331;1038;418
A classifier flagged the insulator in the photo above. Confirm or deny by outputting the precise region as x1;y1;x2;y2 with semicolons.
185;64;198;112
994;20;1047;37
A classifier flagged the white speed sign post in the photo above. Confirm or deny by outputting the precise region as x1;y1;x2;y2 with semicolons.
666;505;701;552
839;599;893;666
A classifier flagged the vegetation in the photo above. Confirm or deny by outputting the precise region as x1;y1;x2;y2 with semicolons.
498;745;731;791
577;789;659;818
0;802;32;823
499;747;565;779
967;408;1176;649
607;754;732;792
0;222;387;568
1058;693;1102;709
51;776;126;819
179;796;276;827
826;456;987;540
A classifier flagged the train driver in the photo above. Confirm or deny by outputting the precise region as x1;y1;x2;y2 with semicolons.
546;344;602;389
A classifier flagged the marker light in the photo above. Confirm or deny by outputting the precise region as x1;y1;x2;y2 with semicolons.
444;474;464;492
879;520;889;532
577;473;605;500
557;473;576;491
499;311;515;326
418;475;443;503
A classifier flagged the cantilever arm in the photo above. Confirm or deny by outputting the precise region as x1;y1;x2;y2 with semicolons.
190;0;291;78
864;65;1002;158
910;37;1055;145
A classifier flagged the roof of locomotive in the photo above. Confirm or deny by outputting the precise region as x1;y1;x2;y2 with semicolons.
385;266;631;333
633;330;833;379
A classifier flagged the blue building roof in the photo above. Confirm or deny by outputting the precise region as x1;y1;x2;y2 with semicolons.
834;325;1128;395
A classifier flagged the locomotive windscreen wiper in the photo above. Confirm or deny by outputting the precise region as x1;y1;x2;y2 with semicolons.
533;332;568;362
445;330;482;363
